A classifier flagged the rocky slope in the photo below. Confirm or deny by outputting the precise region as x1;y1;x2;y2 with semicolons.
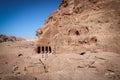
0;34;25;43
36;0;120;53
0;40;120;80
1;0;120;80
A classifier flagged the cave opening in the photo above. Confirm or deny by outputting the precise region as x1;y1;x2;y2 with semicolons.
42;46;44;53
46;46;48;53
75;31;80;35
37;46;41;54
37;46;52;54
49;46;52;53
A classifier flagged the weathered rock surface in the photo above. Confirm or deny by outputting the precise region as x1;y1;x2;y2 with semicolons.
0;40;120;80
1;0;120;80
36;0;120;54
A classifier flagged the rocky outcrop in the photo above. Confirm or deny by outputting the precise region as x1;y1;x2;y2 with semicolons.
0;34;25;43
2;75;39;80
36;0;120;53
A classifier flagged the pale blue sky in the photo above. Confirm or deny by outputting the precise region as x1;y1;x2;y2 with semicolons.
0;0;61;38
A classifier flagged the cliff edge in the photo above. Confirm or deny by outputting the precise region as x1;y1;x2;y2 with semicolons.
36;0;120;53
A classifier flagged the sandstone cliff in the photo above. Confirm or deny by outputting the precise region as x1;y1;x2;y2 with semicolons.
36;0;120;53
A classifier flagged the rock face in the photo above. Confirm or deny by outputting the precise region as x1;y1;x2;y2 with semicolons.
36;0;120;54
1;41;120;80
0;34;25;43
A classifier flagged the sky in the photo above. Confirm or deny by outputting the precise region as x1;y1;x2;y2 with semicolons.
0;0;61;39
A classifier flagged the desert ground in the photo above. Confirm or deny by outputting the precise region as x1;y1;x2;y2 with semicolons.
0;39;120;80
0;0;120;80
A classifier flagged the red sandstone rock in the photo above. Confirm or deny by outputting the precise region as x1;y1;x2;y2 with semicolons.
36;0;120;54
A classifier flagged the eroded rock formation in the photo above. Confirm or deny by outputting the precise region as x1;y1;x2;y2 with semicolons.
0;34;25;43
36;0;120;54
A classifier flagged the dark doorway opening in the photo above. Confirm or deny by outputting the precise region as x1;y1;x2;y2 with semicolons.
42;46;44;53
46;46;48;53
37;46;41;54
49;46;52;53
